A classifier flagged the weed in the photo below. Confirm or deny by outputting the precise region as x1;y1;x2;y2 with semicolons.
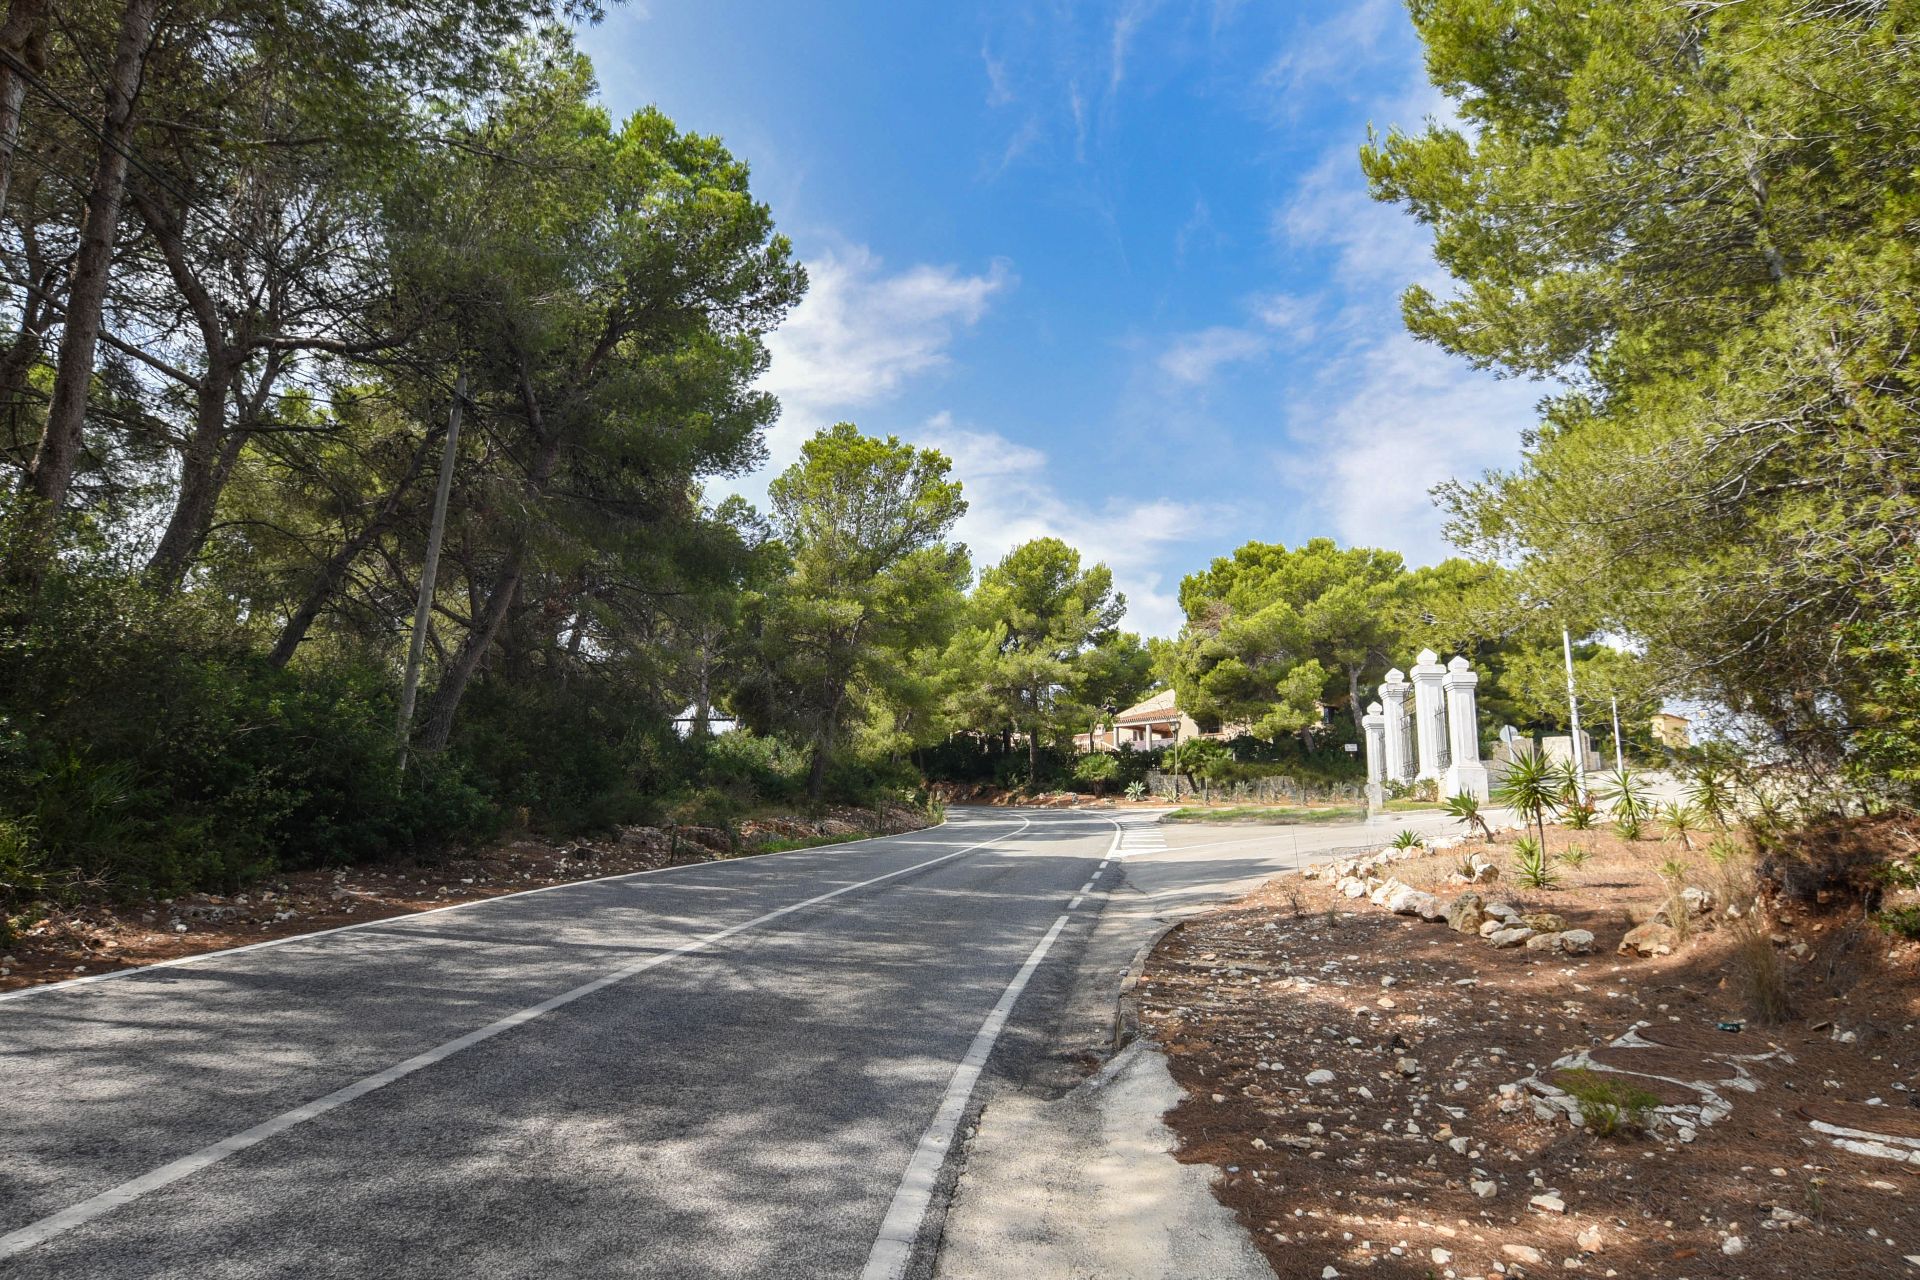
1874;904;1920;940
1731;915;1793;1024
1557;1068;1660;1137
1560;846;1594;870
1658;857;1694;941
1511;836;1560;889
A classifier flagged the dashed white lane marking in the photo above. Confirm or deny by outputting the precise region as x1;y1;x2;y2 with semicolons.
0;819;1035;1262
1067;895;1084;910
861;820;1124;1280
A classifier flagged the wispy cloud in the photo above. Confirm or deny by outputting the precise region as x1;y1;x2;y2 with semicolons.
1259;0;1397;108
755;247;1014;471
1108;0;1164;96
981;43;1014;107
1158;325;1268;384
920;414;1209;636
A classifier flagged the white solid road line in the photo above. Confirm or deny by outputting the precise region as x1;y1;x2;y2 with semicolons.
0;815;1027;1006
0;818;1034;1263
861;819;1125;1280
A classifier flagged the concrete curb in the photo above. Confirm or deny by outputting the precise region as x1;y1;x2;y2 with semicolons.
1112;917;1184;1052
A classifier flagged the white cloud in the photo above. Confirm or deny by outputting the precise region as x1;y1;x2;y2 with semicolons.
1157;325;1269;385
1275;330;1542;562
1259;0;1397;106
1276;147;1442;293
919;415;1208;638
755;247;1013;471
1108;0;1164;96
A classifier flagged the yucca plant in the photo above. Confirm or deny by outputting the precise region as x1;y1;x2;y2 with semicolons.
1495;748;1561;847
1560;845;1594;869
1389;828;1425;851
1443;792;1493;840
1687;764;1737;831
1596;766;1651;835
1511;836;1560;889
1563;797;1598;830
1658;801;1703;850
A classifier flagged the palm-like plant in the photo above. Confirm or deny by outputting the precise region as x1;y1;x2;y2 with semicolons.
1658;801;1703;850
1389;828;1425;851
1443;792;1494;841
1596;767;1651;836
1511;836;1560;888
1495;748;1561;847
1687;764;1736;831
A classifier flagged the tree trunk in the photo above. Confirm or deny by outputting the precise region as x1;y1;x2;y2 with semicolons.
806;738;829;803
145;359;238;587
0;0;48;216
1347;663;1366;737
1027;724;1038;787
415;551;524;753
28;0;160;513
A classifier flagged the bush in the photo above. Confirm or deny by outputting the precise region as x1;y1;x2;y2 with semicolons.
1556;1068;1660;1138
0;552;498;902
1511;836;1560;888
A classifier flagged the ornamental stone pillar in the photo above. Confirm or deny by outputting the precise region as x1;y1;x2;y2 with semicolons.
1379;670;1412;785
1362;700;1387;818
1411;648;1449;782
1442;655;1491;800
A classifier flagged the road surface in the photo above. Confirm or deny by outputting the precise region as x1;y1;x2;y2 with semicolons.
0;805;1438;1279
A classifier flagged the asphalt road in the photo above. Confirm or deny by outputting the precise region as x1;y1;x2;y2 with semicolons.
0;808;1138;1280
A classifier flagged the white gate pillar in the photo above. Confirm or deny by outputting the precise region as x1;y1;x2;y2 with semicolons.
1411;648;1448;782
1442;656;1490;800
1362;700;1387;817
1379;671;1412;785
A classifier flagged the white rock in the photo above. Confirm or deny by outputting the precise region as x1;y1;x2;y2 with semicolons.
1305;1069;1336;1086
1502;1244;1545;1264
1529;1193;1567;1214
1470;1179;1497;1198
1432;1247;1452;1265
1722;1237;1745;1256
1322;1268;1340;1279
1577;1226;1603;1252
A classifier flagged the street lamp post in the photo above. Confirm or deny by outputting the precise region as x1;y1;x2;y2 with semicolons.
1561;627;1588;805
1610;694;1625;773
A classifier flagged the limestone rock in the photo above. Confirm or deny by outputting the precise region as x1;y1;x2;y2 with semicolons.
1446;892;1488;934
1488;925;1535;948
1557;928;1596;954
1619;920;1679;957
1521;912;1566;933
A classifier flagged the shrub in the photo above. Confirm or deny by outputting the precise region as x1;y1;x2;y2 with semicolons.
1124;780;1148;801
1443;792;1493;840
1073;752;1120;795
1560;846;1593;869
1731;916;1793;1024
1511;836;1559;888
1390;828;1425;851
1658;801;1703;850
1875;905;1920;940
1556;1068;1660;1138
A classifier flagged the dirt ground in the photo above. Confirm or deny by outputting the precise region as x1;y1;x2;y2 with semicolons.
1138;822;1920;1279
0;804;929;993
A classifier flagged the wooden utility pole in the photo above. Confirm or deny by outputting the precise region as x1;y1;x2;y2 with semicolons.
397;372;465;773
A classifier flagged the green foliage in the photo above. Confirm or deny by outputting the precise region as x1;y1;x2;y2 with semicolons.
735;424;970;801
1658;803;1703;851
1875;906;1920;941
1073;752;1120;795
1597;768;1652;830
1370;0;1920;776
1510;836;1559;889
1556;1068;1660;1139
943;537;1135;784
1390;829;1425;850
1495;749;1561;846
1443;792;1493;840
1560;846;1593;869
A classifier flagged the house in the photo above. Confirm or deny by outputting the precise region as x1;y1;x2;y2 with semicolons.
1082;689;1245;753
1650;711;1692;749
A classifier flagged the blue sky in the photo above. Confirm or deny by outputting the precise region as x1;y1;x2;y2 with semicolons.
581;0;1543;638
